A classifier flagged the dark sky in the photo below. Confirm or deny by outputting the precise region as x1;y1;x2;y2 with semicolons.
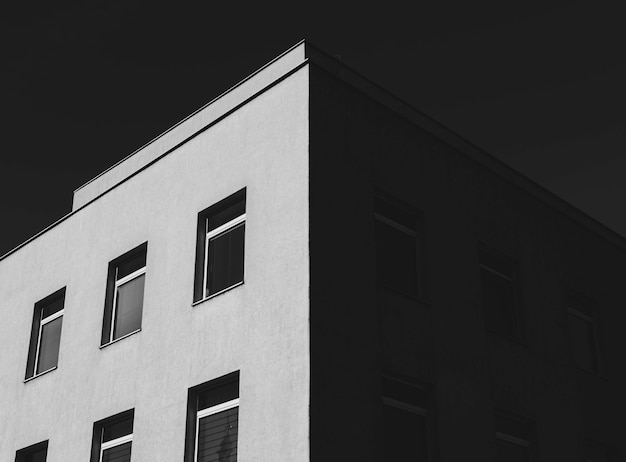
2;1;626;256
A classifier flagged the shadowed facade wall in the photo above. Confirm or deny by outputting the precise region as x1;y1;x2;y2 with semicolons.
309;63;624;461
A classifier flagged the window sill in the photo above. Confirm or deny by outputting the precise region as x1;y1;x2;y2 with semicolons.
24;366;57;383
192;281;244;307
574;365;609;382
100;328;141;349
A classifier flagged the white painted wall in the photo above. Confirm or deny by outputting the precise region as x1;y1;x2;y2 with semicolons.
71;42;307;212
0;65;309;462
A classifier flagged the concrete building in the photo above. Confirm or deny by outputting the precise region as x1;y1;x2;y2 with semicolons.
1;41;623;461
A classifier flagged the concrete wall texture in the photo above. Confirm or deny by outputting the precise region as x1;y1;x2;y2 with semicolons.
0;61;310;461
1;42;624;461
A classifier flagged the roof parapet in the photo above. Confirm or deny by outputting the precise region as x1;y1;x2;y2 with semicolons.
72;40;308;210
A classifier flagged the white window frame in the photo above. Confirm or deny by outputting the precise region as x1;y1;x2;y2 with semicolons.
382;390;430;461
567;306;600;372
383;396;427;416
194;397;239;462
374;212;416;237
107;265;146;344
479;262;514;282
99;431;133;462
374;207;424;297
202;213;246;300
568;306;594;323
496;431;532;460
34;307;64;376
479;249;521;340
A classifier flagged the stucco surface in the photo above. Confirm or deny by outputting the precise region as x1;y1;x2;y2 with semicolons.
0;66;310;462
72;42;307;211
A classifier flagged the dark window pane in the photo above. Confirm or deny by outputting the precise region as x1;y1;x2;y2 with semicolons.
117;252;146;280
103;417;133;442
197;408;238;462
22;447;47;462
103;246;146;345
480;251;513;278
113;274;145;339
569;313;598;372
208;200;245;232
41;297;64;319
494;415;530;441
199;380;239;411
481;269;517;337
495;438;530;462
382;377;426;408
383;404;428;461
101;442;132;462
207;224;245;295
585;443;609;462
36;316;62;373
375;197;416;231
375;220;417;296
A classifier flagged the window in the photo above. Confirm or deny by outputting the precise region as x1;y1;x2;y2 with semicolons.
15;440;48;462
184;372;239;462
494;412;536;462
25;288;65;380
382;375;430;461
374;194;426;298
90;410;134;462
584;440;610;462
101;243;147;345
479;247;521;339
194;190;246;302
567;292;600;374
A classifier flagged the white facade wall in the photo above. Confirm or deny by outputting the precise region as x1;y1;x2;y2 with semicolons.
0;65;310;461
71;42;307;211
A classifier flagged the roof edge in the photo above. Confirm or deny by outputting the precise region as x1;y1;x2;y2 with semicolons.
1;40;310;262
73;39;307;195
303;42;626;251
3;39;625;263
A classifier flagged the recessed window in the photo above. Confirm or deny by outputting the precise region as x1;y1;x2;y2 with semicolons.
101;243;147;346
374;194;426;298
584;440;610;462
494;412;535;462
15;440;48;462
25;288;65;380
194;190;246;302
382;376;430;461
567;292;600;374
184;372;239;462
479;247;521;339
90;410;134;462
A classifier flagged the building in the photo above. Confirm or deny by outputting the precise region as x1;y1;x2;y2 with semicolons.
1;41;623;462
